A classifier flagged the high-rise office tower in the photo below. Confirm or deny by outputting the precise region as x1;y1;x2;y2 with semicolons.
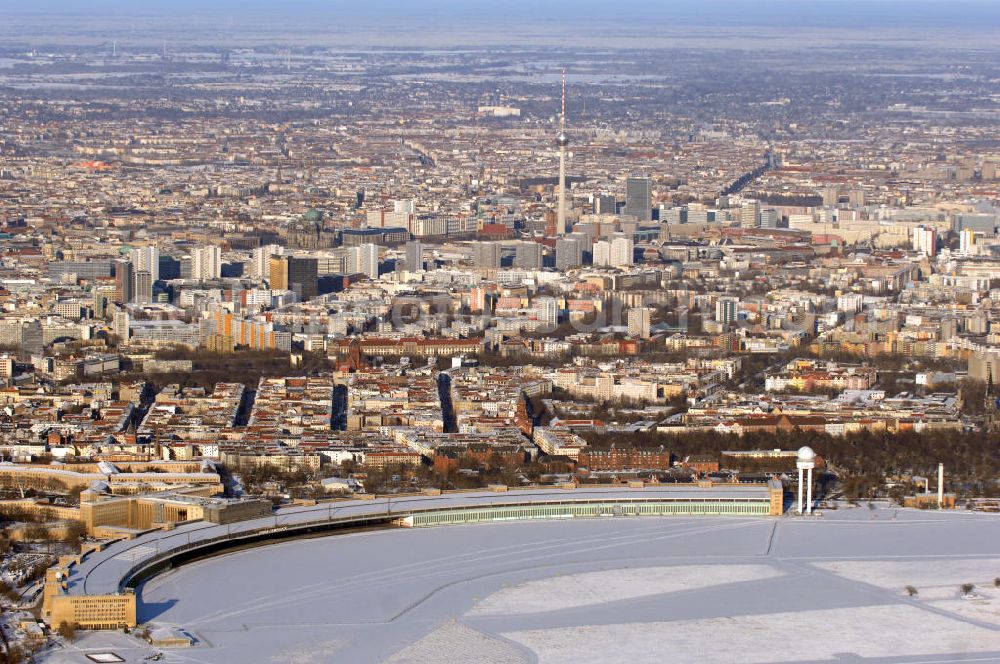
112;311;130;340
911;226;937;257
610;235;634;267
567;231;593;255
129;246;159;282
624;177;652;221
190;245;221;281
114;259;134;303
660;206;684;225
289;257;318;300
535;297;560;327
363;244;379;279
133;270;153;304
593;240;611;266
837;293;865;314
158;255;181;281
93;291;108;319
960;228;976;254
822;187;840;207
469;287;488;314
627;307;652;340
740;200;761;228
555;237;583;270
514;241;543;269
269;256;319;300
405;240;424;272
759;209;780;229
267;256;288;291
348;243;379;279
269;256;289;291
20;320;43;357
593;194;617;215
251;245;284;280
716;297;739;325
473;242;501;269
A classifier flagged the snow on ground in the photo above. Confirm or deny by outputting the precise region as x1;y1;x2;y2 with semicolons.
36;631;160;664
38;511;1000;664
470;564;784;616
814;558;1000;625
812;558;1000;626
266;637;346;663
385;622;528;664
504;604;1000;664
926;595;1000;627
813;557;1000;594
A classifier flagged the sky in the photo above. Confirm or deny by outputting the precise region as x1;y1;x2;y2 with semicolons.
2;0;999;28
1;1;998;50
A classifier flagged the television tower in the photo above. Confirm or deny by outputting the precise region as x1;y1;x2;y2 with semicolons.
556;69;569;236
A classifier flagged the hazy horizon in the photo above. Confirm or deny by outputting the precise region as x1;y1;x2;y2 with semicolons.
2;0;1000;50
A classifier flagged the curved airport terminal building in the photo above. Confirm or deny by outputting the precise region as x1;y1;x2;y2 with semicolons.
43;482;783;629
38;483;1000;664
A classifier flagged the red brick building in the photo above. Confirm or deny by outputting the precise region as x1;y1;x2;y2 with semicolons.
578;445;672;471
682;454;720;474
432;444;526;473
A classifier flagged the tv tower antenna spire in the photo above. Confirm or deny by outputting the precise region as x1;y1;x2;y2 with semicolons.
561;68;566;130
555;68;569;236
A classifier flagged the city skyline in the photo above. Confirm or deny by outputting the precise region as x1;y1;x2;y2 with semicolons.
0;1;997;663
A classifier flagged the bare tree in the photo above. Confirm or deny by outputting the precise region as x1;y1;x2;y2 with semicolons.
56;622;76;641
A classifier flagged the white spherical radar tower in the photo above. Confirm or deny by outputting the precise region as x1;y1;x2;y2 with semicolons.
796;446;816;515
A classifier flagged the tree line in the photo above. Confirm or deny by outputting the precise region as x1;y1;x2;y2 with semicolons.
581;428;1000;498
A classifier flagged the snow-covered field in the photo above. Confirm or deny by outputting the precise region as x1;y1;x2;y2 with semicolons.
813;557;1000;598
814;557;1000;626
470;564;784;615
38;506;1000;664
505;604;1000;664
385;622;528;664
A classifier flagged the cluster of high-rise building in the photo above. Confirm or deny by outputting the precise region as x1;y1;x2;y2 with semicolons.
0;31;997;648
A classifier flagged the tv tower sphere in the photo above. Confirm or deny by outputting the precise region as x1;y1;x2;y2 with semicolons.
556;132;569;147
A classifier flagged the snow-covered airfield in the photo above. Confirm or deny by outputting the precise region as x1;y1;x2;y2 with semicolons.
44;504;1000;663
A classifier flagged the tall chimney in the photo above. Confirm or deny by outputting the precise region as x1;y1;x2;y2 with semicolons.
937;463;944;508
